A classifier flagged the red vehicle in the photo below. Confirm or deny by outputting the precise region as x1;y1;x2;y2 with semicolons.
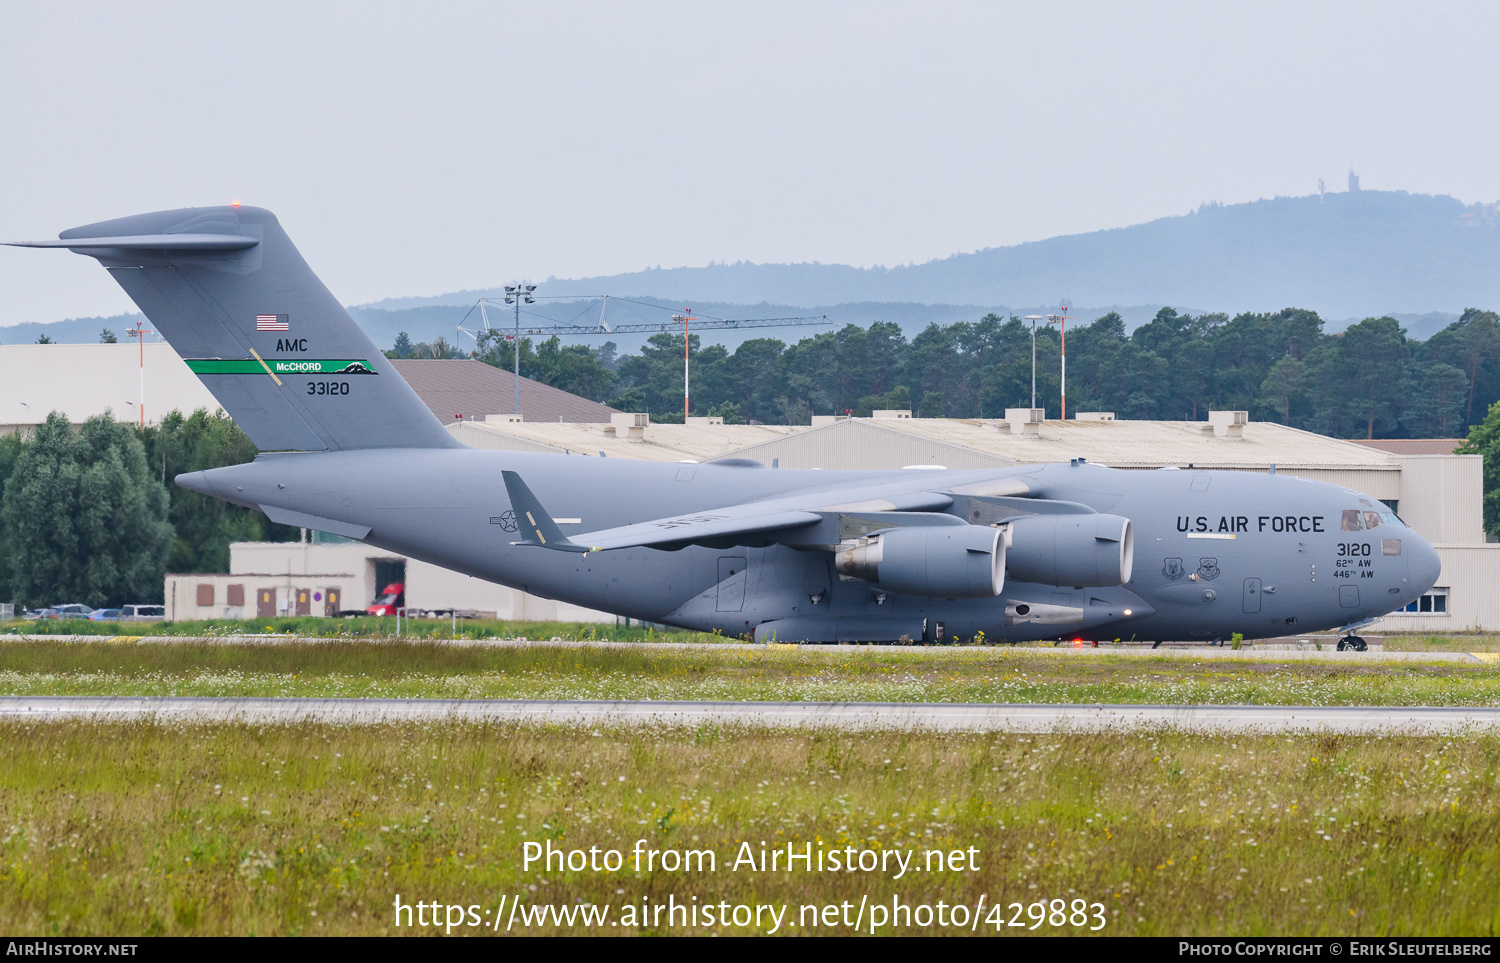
366;582;406;616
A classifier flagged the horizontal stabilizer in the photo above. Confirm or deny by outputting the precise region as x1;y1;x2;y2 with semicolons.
5;234;259;252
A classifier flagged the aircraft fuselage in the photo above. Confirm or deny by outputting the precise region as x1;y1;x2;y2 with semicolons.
178;450;1440;643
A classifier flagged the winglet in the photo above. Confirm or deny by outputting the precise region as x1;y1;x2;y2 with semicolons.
501;470;590;553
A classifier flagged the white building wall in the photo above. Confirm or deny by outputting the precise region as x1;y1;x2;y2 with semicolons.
0;343;222;434
230;542;390;607
165;573;357;621
1396;455;1485;545
1367;545;1500;634
1277;468;1402;502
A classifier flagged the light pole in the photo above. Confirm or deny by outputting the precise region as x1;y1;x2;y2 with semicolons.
126;319;153;430
1046;305;1071;420
503;284;536;416
1024;315;1043;411
671;310;697;422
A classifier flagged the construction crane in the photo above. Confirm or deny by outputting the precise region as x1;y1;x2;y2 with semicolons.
457;294;829;338
454;294;832;421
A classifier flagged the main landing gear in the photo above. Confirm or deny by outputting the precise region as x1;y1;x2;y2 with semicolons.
1336;635;1368;652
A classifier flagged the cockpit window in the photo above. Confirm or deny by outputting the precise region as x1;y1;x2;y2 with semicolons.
1382;539;1402;556
1379;512;1404;528
1359;498;1374;509
1341;509;1364;532
1363;511;1383;530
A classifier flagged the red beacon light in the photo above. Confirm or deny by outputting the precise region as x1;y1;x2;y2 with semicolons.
231;200;241;207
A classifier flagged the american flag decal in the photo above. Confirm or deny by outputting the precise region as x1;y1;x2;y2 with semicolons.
256;314;290;331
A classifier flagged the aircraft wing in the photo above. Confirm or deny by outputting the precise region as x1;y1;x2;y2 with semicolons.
501;470;957;553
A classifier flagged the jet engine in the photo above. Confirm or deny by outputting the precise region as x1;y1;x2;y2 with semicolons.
834;525;1004;598
1004;513;1134;587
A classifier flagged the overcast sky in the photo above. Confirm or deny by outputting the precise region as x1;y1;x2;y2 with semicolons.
2;0;1498;325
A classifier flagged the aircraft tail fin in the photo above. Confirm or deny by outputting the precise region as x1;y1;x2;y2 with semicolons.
7;206;459;452
501;470;589;553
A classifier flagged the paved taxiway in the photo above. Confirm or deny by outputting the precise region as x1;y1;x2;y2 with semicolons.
2;697;1498;732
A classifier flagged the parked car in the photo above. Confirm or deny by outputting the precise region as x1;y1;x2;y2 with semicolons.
26;607;59;619
119;604;165;622
87;608;122;621
47;604;94;620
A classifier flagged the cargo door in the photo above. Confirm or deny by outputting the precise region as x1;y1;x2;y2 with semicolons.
1243;577;1262;613
717;556;748;612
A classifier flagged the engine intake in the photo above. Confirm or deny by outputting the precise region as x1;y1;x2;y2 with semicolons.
834;524;1004;598
1005;513;1134;587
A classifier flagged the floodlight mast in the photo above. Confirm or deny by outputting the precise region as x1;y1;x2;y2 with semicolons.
1024;315;1043;411
126;319;153;430
671;311;695;422
1046;304;1071;420
503;284;537;416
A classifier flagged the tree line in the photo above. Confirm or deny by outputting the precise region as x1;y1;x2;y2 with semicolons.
391;307;1500;439
0;410;295;609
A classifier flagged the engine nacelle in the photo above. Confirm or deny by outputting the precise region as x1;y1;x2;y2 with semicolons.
1005;513;1134;587
834;525;1005;598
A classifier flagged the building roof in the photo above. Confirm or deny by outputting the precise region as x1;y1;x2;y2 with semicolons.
1348;438;1465;456
848;418;1400;469
389;360;617;425
448;418;803;461
455;415;1406;471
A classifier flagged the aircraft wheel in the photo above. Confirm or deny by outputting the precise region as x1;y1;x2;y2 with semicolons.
1336;638;1347;651
1349;636;1367;652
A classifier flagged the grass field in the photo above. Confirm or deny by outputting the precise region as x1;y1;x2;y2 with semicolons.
0;640;1497;705
1383;635;1500;653
6;618;1500;652
0;720;1496;936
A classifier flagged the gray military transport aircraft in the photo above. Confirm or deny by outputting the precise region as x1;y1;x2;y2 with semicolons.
8;206;1441;648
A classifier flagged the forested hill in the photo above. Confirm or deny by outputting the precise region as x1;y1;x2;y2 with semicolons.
368;190;1500;320
7;189;1496;346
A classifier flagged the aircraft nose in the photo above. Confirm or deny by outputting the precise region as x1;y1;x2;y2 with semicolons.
1409;535;1441;594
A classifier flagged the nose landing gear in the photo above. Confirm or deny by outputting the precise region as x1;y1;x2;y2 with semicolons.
1336;635;1368;652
